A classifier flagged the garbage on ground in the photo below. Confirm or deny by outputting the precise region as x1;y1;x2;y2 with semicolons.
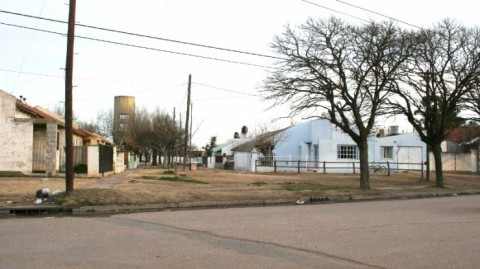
36;188;50;199
33;188;64;205
51;189;64;196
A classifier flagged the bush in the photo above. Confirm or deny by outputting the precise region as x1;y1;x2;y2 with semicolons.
74;164;88;174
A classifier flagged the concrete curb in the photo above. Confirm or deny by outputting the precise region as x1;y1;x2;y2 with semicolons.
3;190;480;217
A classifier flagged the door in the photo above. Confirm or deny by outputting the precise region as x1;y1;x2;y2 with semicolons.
397;146;422;171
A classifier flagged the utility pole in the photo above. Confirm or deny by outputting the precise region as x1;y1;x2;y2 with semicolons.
65;0;76;192
183;74;191;171
189;101;193;159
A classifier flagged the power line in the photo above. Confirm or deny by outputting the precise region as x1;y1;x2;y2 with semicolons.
0;68;191;86
12;0;46;92
193;82;260;97
0;21;271;68
334;0;422;29
0;9;284;60
300;0;370;23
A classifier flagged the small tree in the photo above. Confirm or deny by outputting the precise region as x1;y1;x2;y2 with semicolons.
263;17;412;190
204;136;217;157
389;20;480;187
252;125;288;157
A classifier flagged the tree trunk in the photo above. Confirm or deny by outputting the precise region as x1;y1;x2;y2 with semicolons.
358;142;370;190
152;148;158;166
431;144;444;188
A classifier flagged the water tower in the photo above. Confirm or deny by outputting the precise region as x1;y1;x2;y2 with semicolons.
113;96;135;145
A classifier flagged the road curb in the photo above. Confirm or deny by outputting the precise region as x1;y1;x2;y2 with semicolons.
2;190;480;217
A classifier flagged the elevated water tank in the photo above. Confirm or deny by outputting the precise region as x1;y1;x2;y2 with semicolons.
388;125;399;135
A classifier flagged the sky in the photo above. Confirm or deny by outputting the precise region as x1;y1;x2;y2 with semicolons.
0;0;478;147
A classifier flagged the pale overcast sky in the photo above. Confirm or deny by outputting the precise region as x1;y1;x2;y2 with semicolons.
0;0;478;146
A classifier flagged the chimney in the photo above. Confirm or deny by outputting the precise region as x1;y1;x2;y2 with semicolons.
241;126;248;138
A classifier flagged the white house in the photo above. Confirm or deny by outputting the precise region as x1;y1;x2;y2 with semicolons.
207;126;253;169
233;119;426;173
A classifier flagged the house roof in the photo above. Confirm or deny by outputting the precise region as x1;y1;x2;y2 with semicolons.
15;99;114;145
445;127;480;144
232;128;288;153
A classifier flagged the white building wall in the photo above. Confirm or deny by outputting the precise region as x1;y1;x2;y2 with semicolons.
87;146;99;177
0;91;34;173
269;119;426;173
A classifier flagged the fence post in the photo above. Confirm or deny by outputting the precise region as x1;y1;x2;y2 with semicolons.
421;161;424;180
297;160;300;173
323;161;326;174
274;160;277;173
387;161;390;176
352;162;356;174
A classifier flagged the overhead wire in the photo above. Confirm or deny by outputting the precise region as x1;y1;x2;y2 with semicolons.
333;0;423;29
193;82;260;97
0;21;271;68
11;0;46;91
0;9;284;60
300;0;370;23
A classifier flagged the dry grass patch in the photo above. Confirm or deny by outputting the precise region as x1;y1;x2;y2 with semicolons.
1;167;479;207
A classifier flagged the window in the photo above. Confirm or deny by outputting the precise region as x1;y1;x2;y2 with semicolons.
119;123;128;131
119;114;129;120
381;146;393;159
337;145;358;159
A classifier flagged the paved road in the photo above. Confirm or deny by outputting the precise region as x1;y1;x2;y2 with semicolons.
1;195;479;269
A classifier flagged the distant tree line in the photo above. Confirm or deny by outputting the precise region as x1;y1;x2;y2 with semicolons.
78;107;188;168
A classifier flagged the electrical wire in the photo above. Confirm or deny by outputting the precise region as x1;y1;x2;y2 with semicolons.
300;0;370;23
334;0;423;29
0;21;271;68
0;9;284;60
11;0;46;91
193;82;260;97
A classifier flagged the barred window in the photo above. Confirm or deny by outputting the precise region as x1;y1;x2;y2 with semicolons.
381;146;393;159
337;145;358;159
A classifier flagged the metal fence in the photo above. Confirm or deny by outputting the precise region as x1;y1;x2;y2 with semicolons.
99;145;114;173
59;146;88;173
256;156;425;178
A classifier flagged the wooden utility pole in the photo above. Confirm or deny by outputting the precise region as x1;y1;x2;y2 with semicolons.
183;74;191;170
65;0;76;192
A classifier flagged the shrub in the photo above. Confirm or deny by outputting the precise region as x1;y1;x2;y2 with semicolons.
74;164;88;174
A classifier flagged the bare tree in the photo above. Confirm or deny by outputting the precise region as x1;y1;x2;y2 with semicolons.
150;108;181;166
77;109;114;140
389;20;480;187
123;106;152;162
95;109;114;140
466;87;480;122
252;124;288;157
263;17;412;190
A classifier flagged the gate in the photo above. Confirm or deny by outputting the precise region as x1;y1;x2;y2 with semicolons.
32;139;46;172
99;145;114;173
58;146;87;173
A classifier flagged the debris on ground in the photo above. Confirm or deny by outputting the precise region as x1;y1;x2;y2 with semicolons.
33;188;64;204
36;188;50;199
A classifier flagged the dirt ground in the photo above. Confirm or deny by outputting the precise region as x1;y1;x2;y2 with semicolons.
1;167;479;207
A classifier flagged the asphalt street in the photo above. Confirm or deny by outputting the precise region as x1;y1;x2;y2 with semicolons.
1;195;479;269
